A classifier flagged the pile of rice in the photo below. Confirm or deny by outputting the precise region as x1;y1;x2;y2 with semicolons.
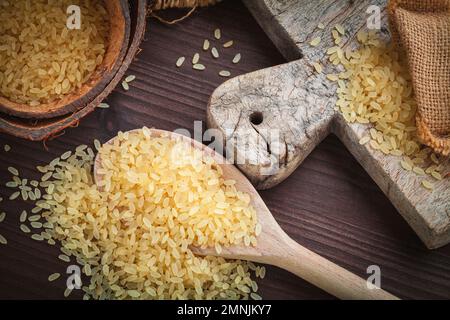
330;30;445;183
35;128;263;300
0;0;109;106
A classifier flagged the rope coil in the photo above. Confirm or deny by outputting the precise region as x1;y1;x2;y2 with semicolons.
149;0;221;10
148;0;221;24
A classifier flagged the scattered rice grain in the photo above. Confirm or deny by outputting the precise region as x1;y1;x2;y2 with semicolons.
193;64;206;71
9;191;20;200
94;139;102;152
431;171;443;181
310;37;321;47
214;28;221;40
176;57;185;68
20;210;27;223
232;53;241;64
31;222;43;229
48;273;61;282
359;136;371;145
211;47;219;59
61;151;72;160
421;180;434;190
192;53;200;65
401;161;413;171
97;103;110;109
20;224;31;233
250;292;262;300
335;24;345;35
64;287;72;298
121;81;129;91
125;75;136;83
7;167;19;176
58;254;70;262
223;40;234;48
413;167;425;176
219;70;231;77
31;234;44;241
313;62;323;74
203;40;210;51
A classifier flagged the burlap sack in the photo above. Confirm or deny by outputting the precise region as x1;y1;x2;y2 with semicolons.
388;0;450;156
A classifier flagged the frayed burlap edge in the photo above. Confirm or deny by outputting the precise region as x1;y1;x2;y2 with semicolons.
388;0;450;156
417;113;450;156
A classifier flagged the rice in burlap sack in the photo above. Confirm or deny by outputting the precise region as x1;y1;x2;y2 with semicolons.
388;0;450;156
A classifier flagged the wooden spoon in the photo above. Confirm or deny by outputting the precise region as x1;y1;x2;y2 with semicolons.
94;128;399;300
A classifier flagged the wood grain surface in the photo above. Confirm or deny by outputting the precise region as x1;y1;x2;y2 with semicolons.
210;0;450;249
0;1;449;300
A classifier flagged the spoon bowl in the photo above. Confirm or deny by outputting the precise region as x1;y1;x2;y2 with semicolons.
94;128;398;300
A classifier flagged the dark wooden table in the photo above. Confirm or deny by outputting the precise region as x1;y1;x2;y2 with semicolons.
1;1;449;300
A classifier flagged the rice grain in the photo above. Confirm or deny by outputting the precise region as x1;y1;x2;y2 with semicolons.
193;64;206;71
192;53;200;65
203;40;210;51
125;75;136;83
20;224;31;233
232;53;241;64
219;71;231;77
97;103;110;109
35;129;263;300
211;47;219;59
48;273;61;282
310;37;321;47
214;28;221;40
223;41;234;48
176;57;185;68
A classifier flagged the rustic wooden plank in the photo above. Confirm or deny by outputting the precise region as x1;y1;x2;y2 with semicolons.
0;0;449;299
208;0;450;249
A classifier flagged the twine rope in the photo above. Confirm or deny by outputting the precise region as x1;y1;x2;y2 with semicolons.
148;0;220;24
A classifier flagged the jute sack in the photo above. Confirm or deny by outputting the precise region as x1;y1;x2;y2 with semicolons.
388;0;450;156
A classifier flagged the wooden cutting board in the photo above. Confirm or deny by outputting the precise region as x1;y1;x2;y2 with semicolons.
206;0;450;249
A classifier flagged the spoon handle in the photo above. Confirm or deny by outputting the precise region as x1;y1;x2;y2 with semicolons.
267;236;399;300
